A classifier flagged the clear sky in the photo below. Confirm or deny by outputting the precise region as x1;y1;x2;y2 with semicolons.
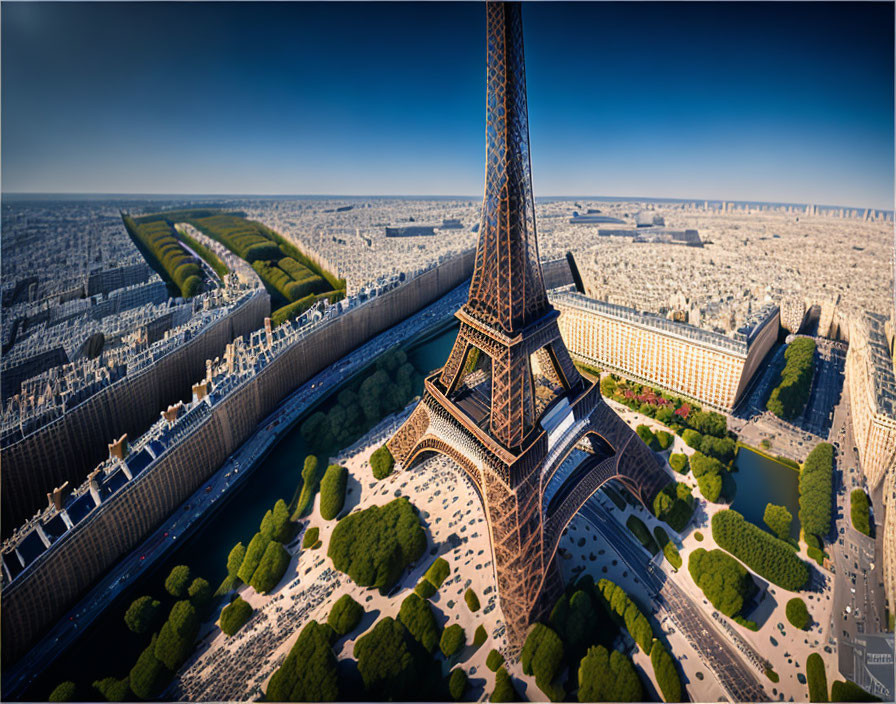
2;1;893;209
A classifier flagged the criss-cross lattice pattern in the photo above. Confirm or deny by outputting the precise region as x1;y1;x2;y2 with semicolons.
386;1;669;656
465;1;548;335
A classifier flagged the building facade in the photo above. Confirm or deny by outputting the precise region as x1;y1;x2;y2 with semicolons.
847;312;896;489
552;288;779;411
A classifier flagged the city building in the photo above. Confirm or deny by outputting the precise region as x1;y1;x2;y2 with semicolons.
387;1;667;654
847;312;896;489
553;288;779;411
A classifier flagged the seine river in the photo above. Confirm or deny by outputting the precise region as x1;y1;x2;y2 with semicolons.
22;323;458;700
730;446;801;539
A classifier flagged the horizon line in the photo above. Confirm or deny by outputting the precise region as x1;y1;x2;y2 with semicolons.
1;191;892;214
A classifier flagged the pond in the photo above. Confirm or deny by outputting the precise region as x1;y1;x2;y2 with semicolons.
730;446;801;538
20;322;459;700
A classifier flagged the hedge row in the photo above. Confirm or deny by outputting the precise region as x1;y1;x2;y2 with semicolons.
712;510;809;591
596;579;653;654
767;337;816;419
626;515;659;555
123;215;204;297
800;443;834;540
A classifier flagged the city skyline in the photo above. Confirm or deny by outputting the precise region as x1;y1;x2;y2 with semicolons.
2;1;894;210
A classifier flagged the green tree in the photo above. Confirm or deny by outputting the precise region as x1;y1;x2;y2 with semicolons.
154;600;199;671
440;624;466;657
220;597;253;636
712;510;809;591
250;541;290;594
486;649;505;671
370;445;395;480
188;577;212;611
473;624;488;647
226;542;246;579
319;464;347;520
490;667;518;703
327;498;426;590
238;532;269;584
850;489;872;536
398;593;440;653
124;595;161;635
520;623;565;701
328;594;364;636
267;620;339;702
49;682;77;702
799;443;834;539
129;634;169;700
688;548;757;618
353;617;420;700
786;597;810;630
577;645;644;702
92;676;131;702
806;652;828;702
650;639;682;702
448;668;468;701
465;588;481;612
164;565;191;598
764;504;793;540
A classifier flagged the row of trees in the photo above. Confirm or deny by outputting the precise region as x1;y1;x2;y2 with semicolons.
520;623;565;701
712;510;809;591
799;443;834;555
654;526;683;569
234;498;294;594
122;215;205;298
327;497;426;591
300;348;422;452
767;337;816;419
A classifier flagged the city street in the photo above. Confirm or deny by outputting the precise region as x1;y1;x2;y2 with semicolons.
578;498;769;702
827;383;888;684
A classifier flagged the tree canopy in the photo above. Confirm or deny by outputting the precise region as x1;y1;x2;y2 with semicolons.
767;337;816;419
799;443;833;540
164;565;191;598
577;645;644;702
353;617;421;700
764;503;794;541
220;596;253;636
786;597;810;630
650;640;683;702
124;595;161;635
328;594;364;636
440;624;466;658
319;465;347;520
328;497;426;590
712;510;809;591
267;620;339;702
370;445;395;480
688;548;757;618
398;593;440;653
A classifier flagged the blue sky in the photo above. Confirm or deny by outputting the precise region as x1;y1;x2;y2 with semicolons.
2;2;893;209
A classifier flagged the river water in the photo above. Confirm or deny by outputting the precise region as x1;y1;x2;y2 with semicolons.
730;446;801;539
21;322;458;700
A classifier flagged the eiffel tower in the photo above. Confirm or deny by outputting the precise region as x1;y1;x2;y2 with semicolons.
388;0;669;653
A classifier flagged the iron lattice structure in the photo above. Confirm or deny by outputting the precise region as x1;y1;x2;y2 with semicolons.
388;1;669;653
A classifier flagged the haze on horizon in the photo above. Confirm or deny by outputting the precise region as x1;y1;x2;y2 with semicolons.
2;1;893;211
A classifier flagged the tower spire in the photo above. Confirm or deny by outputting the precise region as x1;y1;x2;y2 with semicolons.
466;1;549;336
